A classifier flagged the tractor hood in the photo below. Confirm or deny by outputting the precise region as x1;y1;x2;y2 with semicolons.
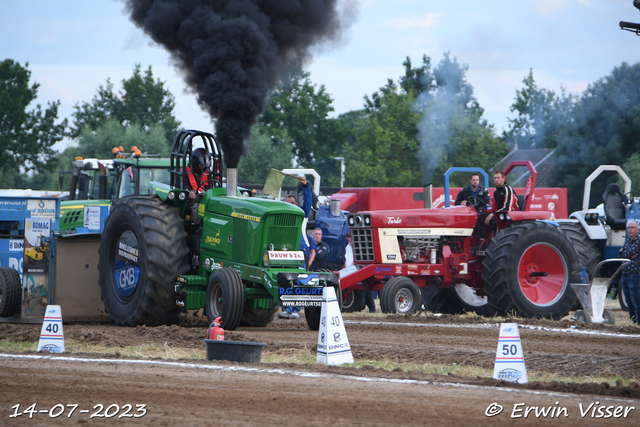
204;191;305;220
359;205;479;230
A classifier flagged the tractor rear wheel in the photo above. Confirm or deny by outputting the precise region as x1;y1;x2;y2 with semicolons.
559;222;602;310
205;268;244;330
422;285;500;317
482;222;581;319
341;289;366;313
381;276;421;314
98;197;189;326
0;267;21;317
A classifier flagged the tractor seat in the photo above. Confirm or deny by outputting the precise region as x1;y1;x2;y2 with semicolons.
602;183;628;230
516;194;525;211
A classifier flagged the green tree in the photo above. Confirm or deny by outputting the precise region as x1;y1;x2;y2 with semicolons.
505;69;574;149
0;59;67;185
343;80;422;187
258;64;341;170
622;152;640;192
399;54;436;97
551;62;640;212
237;127;293;184
71;64;180;143
74;119;172;159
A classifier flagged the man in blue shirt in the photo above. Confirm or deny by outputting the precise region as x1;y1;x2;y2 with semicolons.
455;173;490;238
278;176;314;320
620;221;640;324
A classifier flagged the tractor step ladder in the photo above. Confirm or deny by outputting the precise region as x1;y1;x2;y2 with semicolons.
570;258;629;324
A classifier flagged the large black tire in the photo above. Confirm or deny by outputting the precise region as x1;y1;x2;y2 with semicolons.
0;267;21;317
239;305;278;327
341;289;366;313
205;268;244;330
421;287;462;314
380;276;421;314
421;285;500;317
98;197;189;326
559;221;601;311
618;281;628;312
482;222;581;319
305;285;342;331
558;222;601;273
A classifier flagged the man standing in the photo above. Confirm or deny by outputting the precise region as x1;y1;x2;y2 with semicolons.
620;221;640;324
485;170;518;227
309;228;329;271
278;176;314;320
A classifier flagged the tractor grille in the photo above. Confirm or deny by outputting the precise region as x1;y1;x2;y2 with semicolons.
63;209;82;224
352;228;375;262
273;214;298;227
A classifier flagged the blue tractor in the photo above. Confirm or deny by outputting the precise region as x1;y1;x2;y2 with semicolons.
557;165;637;315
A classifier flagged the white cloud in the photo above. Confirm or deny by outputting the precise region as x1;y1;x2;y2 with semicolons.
387;13;439;30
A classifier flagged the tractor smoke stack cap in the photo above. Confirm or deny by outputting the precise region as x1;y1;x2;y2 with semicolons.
190;148;211;175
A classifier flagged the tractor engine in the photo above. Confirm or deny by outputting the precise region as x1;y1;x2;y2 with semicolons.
399;237;439;263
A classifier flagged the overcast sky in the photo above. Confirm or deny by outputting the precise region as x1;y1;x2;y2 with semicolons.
2;0;639;152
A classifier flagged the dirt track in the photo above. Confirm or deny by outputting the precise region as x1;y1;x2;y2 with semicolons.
1;309;639;426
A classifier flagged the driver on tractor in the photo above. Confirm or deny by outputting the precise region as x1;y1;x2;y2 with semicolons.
455;172;490;238
484;170;519;232
186;147;213;199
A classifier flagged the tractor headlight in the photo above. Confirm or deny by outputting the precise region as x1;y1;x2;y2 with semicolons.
364;215;371;226
168;191;175;201
348;216;355;226
499;213;505;221
178;192;187;201
355;215;362;226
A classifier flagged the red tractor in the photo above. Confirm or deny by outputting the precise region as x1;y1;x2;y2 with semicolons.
340;161;581;319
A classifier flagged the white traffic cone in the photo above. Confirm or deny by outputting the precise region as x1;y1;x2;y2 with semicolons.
493;323;527;384
316;286;354;365
37;305;65;353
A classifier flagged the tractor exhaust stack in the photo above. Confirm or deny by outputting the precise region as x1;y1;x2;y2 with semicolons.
226;168;237;197
423;183;432;209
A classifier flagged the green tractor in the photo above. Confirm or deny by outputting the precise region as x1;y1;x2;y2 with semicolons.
58;149;172;233
97;130;339;330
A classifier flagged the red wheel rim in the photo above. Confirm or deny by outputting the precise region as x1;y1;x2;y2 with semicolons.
517;243;567;306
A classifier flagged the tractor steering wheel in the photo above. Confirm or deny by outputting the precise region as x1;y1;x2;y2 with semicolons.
195;175;216;195
467;196;487;215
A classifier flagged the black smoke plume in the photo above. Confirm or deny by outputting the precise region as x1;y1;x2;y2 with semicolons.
124;0;353;168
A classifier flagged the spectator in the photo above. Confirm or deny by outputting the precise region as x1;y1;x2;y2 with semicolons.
620;221;640;324
309;228;329;271
278;176;313;320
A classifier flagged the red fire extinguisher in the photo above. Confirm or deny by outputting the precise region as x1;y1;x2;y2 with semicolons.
207;317;224;340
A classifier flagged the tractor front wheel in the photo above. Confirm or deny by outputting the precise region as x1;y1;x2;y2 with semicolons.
240;306;278;327
205;268;244;330
381;276;421;314
341;289;366;313
305;285;342;331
